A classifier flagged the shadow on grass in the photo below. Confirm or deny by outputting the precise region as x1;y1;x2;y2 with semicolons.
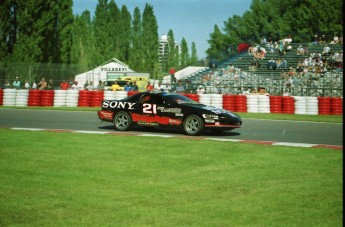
98;124;241;137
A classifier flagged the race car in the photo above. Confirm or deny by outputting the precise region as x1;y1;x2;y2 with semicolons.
97;92;242;136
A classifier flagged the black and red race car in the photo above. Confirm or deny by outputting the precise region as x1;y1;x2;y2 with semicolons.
97;92;242;136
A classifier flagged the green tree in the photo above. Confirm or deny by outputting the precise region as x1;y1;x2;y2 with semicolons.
206;25;228;62
108;0;121;60
119;5;131;62
141;4;159;78
93;0;111;64
128;7;143;71
180;38;189;68
189;42;198;65
167;29;178;71
71;11;95;71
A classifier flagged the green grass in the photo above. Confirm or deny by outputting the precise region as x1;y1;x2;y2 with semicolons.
0;129;342;226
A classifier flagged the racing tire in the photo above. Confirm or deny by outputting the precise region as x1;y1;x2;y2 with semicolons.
113;111;132;131
183;114;204;136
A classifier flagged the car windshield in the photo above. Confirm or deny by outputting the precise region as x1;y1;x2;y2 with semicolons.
166;94;198;104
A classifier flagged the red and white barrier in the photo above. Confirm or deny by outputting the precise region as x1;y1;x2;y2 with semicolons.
0;89;3;106
0;89;343;115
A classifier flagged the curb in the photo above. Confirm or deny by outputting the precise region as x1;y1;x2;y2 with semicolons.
10;127;343;150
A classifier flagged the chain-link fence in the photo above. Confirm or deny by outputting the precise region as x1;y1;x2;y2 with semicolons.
1;62;343;97
0;62;87;90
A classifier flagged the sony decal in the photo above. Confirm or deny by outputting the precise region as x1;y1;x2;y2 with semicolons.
102;101;136;109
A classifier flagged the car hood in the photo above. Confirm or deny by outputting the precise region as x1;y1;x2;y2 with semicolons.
179;103;241;119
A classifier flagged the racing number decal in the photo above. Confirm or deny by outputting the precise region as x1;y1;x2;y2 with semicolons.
143;103;157;114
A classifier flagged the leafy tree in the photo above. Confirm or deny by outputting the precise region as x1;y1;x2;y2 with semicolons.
128;7;143;71
206;25;228;62
141;4;158;78
167;29;178;71
189;42;198;65
71;11;95;71
119;5;131;62
93;0;111;64
180;38;189;68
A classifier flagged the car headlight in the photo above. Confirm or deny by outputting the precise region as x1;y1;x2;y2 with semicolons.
202;114;219;120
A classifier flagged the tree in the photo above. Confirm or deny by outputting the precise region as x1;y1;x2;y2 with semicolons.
167;29;178;71
119;5;131;62
206;25;228;62
189;42;198;65
141;4;159;78
93;0;111;64
128;7;143;71
180;38;189;68
71;11;95;71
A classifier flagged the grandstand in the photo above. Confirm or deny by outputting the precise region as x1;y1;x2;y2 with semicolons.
180;43;343;97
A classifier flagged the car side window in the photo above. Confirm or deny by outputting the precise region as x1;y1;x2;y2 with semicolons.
140;94;151;104
151;95;165;105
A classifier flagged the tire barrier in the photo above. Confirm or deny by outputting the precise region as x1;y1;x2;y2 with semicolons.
41;90;54;107
0;89;3;106
293;96;307;115
90;91;104;107
104;91;117;100
66;90;79;107
114;91;128;100
269;96;283;114
282;96;295;114
305;97;318;115
3;89;17;106
318;97;331;115
127;91;140;97
0;89;342;116
222;95;236;112
183;93;199;102
198;94;211;106
54;90;67;107
210;94;223;108
258;95;270;113
235;95;247;112
246;95;259;113
28;90;41;106
78;90;92;107
16;90;29;107
330;97;343;115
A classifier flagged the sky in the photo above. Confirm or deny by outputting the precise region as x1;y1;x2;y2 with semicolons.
72;0;253;59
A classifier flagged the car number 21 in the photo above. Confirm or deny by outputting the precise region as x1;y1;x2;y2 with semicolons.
143;103;157;114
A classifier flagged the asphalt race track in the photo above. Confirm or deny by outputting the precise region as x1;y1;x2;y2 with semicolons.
0;109;342;146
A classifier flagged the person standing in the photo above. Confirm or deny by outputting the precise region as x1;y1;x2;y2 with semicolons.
145;81;153;92
12;77;21;89
86;81;94;91
111;81;121;91
83;80;89;90
124;81;132;92
24;80;30;89
154;81;165;92
175;81;185;93
47;79;54;90
38;78;47;90
97;80;104;91
132;81;139;92
169;67;176;84
32;81;37;89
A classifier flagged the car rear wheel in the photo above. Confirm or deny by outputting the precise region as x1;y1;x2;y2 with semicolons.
183;114;204;136
114;111;132;131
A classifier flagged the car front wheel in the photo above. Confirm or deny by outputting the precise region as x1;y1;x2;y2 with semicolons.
183;114;204;136
114;111;132;131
